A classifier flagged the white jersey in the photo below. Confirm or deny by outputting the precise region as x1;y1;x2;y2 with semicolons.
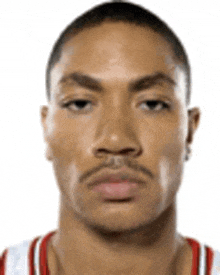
1;231;220;274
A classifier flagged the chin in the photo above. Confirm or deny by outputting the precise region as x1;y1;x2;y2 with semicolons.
80;209;158;235
85;219;148;235
79;200;174;235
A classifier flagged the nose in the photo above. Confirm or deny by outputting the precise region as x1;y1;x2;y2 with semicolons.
92;113;142;158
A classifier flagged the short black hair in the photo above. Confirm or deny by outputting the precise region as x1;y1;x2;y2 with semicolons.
46;0;191;105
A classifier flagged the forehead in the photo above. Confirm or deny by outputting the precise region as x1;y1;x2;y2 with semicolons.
51;22;181;91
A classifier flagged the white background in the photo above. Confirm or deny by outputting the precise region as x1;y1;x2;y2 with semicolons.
0;0;220;252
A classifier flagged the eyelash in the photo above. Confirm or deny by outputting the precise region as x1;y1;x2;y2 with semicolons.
61;99;170;113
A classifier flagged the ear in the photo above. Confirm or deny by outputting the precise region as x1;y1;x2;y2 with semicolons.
40;105;53;161
40;105;48;134
186;107;201;145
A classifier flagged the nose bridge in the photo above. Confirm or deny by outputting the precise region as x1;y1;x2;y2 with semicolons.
103;94;133;134
104;89;131;121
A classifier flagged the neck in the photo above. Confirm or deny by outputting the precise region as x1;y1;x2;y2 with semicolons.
49;198;190;275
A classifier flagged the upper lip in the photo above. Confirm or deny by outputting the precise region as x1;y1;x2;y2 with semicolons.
88;170;146;188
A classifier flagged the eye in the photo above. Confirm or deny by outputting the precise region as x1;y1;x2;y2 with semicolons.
62;99;170;113
140;100;169;111
62;100;92;112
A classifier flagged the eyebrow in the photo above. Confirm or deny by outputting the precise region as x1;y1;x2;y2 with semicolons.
59;71;176;93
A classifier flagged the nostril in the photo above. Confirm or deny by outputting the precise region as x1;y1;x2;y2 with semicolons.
120;148;136;155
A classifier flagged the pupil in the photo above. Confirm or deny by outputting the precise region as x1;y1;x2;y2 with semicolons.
148;101;157;108
76;100;87;108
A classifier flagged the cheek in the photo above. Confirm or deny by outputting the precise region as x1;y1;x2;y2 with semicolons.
143;129;185;167
142;117;186;200
52;160;84;214
156;123;186;181
46;112;90;198
147;113;187;158
47;111;88;162
156;127;186;211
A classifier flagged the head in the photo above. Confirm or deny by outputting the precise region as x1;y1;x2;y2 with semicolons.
41;1;200;233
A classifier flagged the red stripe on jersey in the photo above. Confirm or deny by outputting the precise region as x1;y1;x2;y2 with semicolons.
39;231;56;275
28;237;40;275
0;249;8;275
186;238;200;275
205;246;214;275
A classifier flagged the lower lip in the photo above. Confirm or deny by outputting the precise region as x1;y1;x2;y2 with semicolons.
92;182;139;200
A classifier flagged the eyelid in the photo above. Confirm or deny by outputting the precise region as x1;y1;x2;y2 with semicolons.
137;92;171;101
59;93;95;101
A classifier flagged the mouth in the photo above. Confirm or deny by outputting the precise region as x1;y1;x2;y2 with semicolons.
92;182;141;201
105;198;133;203
88;170;146;201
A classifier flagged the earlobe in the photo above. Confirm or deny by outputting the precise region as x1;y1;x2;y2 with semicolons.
186;107;201;144
40;105;49;138
40;105;48;125
45;145;53;161
40;105;53;161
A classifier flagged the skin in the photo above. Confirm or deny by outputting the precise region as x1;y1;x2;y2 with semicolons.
41;22;200;274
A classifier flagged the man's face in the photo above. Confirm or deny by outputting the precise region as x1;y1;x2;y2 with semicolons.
41;22;200;231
